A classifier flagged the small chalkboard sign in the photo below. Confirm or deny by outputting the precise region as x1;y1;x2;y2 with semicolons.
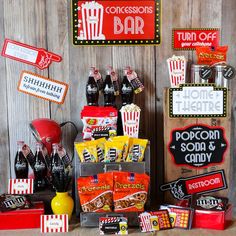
169;84;228;118
168;124;228;168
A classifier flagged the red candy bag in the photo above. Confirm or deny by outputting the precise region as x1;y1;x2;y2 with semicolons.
77;172;113;212
113;172;150;212
196;46;228;66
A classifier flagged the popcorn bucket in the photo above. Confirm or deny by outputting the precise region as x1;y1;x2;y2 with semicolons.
80;1;105;40
167;56;187;87
121;110;140;138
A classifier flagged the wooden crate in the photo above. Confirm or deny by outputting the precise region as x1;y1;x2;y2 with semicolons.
163;87;231;203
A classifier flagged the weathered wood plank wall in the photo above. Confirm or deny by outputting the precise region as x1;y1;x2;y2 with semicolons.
0;0;235;210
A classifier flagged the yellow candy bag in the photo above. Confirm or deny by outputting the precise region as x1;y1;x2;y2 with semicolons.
75;142;98;162
111;136;130;161
126;138;148;162
95;138;106;162
104;141;123;162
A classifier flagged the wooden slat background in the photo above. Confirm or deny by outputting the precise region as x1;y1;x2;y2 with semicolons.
0;0;236;211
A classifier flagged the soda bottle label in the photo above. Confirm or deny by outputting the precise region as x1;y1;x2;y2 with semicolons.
87;85;98;94
15;162;27;170
34;162;46;172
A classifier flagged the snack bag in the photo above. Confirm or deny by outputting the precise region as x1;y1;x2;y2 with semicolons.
113;172;150;212
75;142;98;162
95;138;106;162
126;138;148;162
104;141;123;162
196;46;228;66
111;136;130;161
0;194;33;212
77;173;113;212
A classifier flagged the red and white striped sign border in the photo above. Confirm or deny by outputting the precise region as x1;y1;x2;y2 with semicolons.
8;179;34;194
41;214;68;233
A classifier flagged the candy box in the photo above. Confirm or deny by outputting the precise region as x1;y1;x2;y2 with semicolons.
178;199;233;230
192;204;233;230
0;201;44;230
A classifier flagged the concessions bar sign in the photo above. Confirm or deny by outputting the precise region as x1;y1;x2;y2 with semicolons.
72;0;161;45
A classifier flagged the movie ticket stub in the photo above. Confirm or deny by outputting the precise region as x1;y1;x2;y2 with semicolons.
18;71;68;104
1;39;62;69
160;170;227;200
8;179;34;195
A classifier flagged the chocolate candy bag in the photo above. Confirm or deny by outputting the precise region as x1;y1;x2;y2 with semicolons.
126;138;148;162
75;142;98;163
0;194;33;212
196;46;228;66
104;141;123;163
191;195;228;211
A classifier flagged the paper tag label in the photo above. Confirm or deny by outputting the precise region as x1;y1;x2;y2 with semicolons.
41;214;68;233
8;179;34;194
18;71;68;104
160;170;227;200
1;39;62;69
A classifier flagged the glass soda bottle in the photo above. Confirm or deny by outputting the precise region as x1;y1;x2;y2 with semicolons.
51;143;64;181
14;141;29;179
86;67;99;106
121;68;134;105
33;142;47;191
103;68;115;106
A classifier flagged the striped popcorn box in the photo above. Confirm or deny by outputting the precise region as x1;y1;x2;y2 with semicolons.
8;179;34;194
139;212;152;232
41;214;68;233
167;55;187;88
120;104;141;138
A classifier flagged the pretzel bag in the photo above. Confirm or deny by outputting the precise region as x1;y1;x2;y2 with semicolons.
77;173;113;212
113;172;150;212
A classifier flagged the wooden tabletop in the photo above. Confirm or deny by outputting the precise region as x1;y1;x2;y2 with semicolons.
0;220;235;236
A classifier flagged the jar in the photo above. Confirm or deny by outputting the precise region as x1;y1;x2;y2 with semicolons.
214;65;229;88
191;64;212;84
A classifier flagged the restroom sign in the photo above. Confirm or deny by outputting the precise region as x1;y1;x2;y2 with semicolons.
72;0;161;45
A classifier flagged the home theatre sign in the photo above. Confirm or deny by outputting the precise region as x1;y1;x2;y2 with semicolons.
72;0;161;45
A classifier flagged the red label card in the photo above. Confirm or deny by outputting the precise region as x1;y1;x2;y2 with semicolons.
185;172;225;194
160;170;227;200
1;39;62;69
172;28;220;50
72;0;161;45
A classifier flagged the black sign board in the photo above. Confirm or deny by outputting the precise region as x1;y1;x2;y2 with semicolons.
168;124;228;168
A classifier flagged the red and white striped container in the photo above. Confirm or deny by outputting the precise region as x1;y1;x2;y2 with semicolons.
8;179;34;195
121;110;140;138
139;212;152;232
40;214;68;233
167;56;187;87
